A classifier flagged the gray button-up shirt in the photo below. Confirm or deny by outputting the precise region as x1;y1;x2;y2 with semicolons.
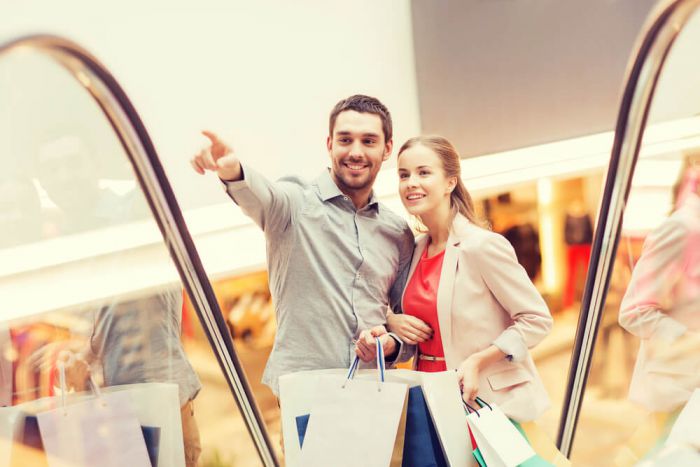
90;288;202;406
225;163;414;395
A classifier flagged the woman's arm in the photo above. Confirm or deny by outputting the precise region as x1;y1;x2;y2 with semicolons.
386;311;433;345
474;233;553;362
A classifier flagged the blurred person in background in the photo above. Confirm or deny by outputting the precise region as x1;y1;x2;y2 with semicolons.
619;156;700;414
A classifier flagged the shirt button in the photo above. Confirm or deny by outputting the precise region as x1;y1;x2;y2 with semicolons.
356;273;361;281
343;196;349;201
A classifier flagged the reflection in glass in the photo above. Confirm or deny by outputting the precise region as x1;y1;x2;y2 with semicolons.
0;47;261;466
570;6;700;464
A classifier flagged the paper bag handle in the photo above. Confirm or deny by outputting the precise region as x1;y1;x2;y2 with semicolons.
345;337;386;386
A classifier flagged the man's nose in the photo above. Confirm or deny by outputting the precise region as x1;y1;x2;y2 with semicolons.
348;141;363;157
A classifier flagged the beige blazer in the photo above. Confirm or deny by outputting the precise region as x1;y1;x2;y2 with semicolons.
400;214;553;421
619;193;700;412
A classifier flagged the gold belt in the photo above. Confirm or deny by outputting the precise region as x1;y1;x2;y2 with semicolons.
418;354;445;362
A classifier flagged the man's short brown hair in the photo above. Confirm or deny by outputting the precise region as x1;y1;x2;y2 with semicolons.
329;95;392;142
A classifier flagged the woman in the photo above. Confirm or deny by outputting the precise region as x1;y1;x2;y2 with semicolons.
387;135;552;422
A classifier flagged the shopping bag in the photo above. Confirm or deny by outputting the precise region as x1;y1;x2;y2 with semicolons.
418;370;473;466
466;398;536;467
280;340;407;466
296;385;447;467
37;390;151;467
665;388;700;449
299;341;408;467
295;413;311;448
402;385;448;467
0;382;183;467
280;363;470;466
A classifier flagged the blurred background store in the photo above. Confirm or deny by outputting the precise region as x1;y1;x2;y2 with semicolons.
1;1;699;466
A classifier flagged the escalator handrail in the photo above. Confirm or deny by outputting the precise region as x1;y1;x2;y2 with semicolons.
556;0;700;457
0;35;279;467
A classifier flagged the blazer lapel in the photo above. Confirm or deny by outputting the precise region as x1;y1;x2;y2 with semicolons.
437;234;459;361
401;234;429;312
437;215;470;366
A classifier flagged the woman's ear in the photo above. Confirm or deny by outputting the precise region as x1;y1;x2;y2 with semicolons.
447;177;458;194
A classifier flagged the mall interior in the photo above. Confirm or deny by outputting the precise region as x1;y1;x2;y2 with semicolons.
1;1;699;466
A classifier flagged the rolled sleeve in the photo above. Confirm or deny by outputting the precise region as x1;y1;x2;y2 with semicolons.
492;328;526;362
385;331;416;366
619;217;689;341
222;162;296;233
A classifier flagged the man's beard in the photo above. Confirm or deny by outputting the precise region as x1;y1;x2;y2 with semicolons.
335;168;374;192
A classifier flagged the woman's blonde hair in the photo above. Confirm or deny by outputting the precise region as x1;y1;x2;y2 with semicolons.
397;135;483;228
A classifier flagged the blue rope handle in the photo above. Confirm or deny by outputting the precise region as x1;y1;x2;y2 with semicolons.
375;337;385;383
345;336;386;385
346;355;360;380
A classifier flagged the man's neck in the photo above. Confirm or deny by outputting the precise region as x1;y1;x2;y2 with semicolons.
343;188;371;210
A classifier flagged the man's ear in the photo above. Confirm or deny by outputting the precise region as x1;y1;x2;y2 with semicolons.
383;139;393;161
327;135;332;153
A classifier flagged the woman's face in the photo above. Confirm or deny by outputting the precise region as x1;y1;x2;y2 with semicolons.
397;144;456;217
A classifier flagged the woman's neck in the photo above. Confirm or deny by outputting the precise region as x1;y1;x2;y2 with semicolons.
422;202;453;250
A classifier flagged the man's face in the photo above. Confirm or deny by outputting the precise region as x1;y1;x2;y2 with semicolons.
327;110;392;194
36;136;99;212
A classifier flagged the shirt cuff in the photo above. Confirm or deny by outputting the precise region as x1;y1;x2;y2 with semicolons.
492;328;527;362
385;332;403;365
220;164;248;194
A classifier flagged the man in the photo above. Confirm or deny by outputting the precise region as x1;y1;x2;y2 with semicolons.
191;95;414;395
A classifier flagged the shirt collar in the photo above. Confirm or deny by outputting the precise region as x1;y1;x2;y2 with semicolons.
315;168;380;210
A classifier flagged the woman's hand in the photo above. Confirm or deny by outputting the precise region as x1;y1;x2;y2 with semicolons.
456;356;481;403
456;346;507;403
386;313;433;345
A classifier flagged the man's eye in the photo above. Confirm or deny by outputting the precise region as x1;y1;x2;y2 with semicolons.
338;138;351;143
363;139;376;145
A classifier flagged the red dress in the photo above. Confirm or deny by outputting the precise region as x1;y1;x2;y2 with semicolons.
403;246;447;372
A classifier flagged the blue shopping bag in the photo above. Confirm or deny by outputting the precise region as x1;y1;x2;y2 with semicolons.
402;385;447;467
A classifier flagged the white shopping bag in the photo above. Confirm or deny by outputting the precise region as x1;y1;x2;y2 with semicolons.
419;370;474;467
280;340;408;467
665;388;700;449
466;399;535;467
301;342;407;467
37;390;150;467
299;374;407;467
0;382;184;467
